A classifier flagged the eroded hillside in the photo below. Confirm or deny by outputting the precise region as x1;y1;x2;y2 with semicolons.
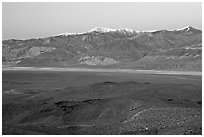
2;26;202;71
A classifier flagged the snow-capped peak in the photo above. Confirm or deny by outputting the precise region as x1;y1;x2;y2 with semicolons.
89;27;117;33
57;27;153;36
117;28;135;33
89;27;136;34
175;26;193;32
57;27;121;36
173;26;202;33
56;26;200;37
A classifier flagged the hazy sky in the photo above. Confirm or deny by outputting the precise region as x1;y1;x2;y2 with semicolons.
2;2;202;40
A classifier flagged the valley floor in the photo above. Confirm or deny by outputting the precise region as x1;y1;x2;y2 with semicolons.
2;66;202;76
2;69;202;135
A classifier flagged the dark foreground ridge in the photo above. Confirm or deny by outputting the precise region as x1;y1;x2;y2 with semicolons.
3;80;202;135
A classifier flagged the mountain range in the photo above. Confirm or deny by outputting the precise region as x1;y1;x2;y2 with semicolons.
2;26;202;71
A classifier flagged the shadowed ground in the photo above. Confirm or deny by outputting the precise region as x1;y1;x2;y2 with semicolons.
2;70;202;135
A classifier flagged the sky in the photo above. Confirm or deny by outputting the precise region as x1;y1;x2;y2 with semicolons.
2;2;202;40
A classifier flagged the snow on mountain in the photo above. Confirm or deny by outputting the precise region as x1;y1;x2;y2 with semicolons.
57;27;137;36
173;26;201;33
57;32;76;36
57;31;87;36
88;27;116;33
57;26;201;37
88;27;137;34
175;26;192;31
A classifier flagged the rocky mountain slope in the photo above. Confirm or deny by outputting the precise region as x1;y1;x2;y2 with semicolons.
2;26;202;71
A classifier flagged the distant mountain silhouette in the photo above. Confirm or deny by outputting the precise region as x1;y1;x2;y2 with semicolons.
2;26;202;71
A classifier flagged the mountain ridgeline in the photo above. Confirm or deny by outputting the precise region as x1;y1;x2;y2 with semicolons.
2;26;202;71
